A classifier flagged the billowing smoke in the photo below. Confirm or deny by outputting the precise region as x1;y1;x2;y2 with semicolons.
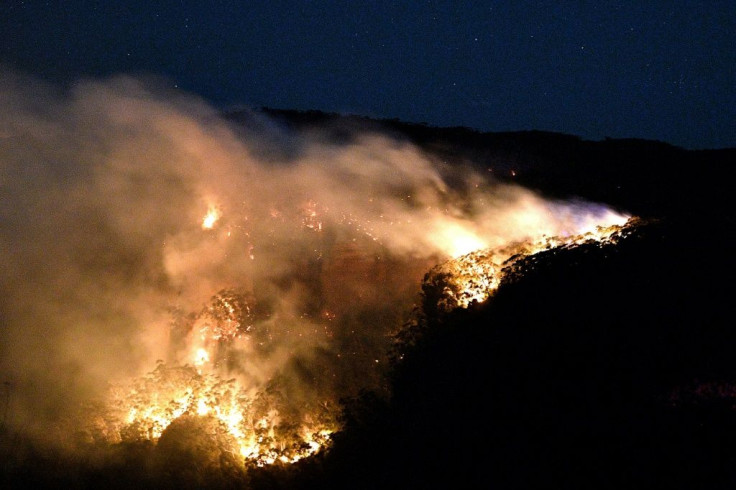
0;69;627;449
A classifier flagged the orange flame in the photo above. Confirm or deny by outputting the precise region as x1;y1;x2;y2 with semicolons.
202;205;221;229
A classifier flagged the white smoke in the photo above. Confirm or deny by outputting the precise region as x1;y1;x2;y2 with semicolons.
0;69;628;440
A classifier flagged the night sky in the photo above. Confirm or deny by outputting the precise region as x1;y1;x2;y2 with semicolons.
1;1;734;150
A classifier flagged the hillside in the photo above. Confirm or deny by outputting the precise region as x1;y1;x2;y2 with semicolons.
316;216;736;489
2;110;735;489
228;111;736;489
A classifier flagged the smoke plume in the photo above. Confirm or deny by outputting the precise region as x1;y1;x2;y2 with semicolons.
0;69;627;446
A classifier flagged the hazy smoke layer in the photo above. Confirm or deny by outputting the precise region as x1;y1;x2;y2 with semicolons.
0;70;626;442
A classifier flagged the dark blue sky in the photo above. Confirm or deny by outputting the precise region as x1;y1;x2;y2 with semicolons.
2;1;734;149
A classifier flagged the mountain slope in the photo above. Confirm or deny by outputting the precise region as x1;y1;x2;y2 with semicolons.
317;216;736;489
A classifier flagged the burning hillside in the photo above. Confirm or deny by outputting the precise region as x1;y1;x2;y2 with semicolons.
0;71;634;475
78;209;632;468
427;217;637;310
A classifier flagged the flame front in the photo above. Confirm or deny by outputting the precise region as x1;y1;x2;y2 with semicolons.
107;360;336;466
98;214;634;469
435;218;638;309
0;77;651;483
77;164;637;474
88;199;634;469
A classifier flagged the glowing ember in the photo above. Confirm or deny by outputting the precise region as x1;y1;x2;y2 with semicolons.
193;348;209;367
302;199;323;231
193;288;255;344
202;205;221;229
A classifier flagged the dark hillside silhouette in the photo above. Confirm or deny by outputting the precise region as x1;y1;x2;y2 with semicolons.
315;217;736;489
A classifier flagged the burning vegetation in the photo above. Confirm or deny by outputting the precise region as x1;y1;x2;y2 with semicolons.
88;284;337;467
98;362;335;467
428;217;637;310
0;72;646;485
78;209;634;470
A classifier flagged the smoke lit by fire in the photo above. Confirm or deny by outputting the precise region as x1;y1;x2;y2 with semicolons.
0;70;632;468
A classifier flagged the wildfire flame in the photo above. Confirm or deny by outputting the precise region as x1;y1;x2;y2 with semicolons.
92;212;635;470
89;281;338;467
432;217;638;309
193;348;209;367
0;75;651;482
84;192;636;470
103;361;336;467
435;221;488;258
202;205;221;229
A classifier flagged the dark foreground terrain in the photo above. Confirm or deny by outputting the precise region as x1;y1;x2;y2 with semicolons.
3;112;735;489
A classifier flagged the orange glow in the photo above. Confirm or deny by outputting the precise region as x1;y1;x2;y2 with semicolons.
106;363;336;466
87;183;634;471
435;218;638;309
202;205;221;229
104;208;634;467
434;221;487;258
193;348;209;366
